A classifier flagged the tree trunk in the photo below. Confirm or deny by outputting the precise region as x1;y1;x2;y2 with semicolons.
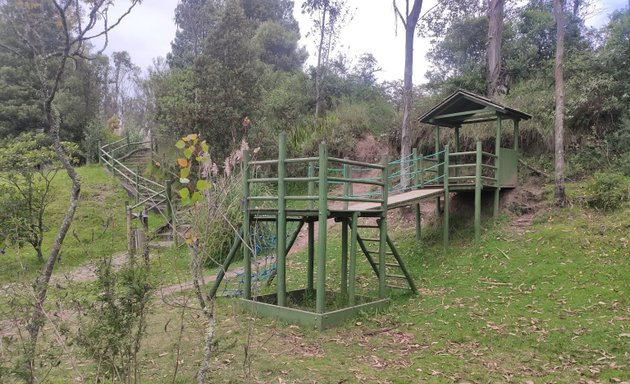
398;0;423;189
487;0;504;98
315;6;328;118
553;0;567;207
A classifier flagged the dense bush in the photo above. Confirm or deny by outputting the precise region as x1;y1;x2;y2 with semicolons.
584;172;630;211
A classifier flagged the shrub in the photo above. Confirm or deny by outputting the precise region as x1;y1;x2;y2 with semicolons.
584;172;630;211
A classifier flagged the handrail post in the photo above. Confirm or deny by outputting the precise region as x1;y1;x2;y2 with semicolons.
443;146;450;248
343;161;350;210
126;204;135;257
307;162;315;210
413;148;421;241
419;154;424;188
277;133;287;307
378;155;389;299
475;141;482;243
97;140;102;164
135;166;140;203
242;149;251;299
316;141;328;314
126;132;130;150
165;180;177;247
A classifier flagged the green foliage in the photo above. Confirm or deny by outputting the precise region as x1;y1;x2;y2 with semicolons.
76;258;151;382
584;172;630;211
0;133;63;261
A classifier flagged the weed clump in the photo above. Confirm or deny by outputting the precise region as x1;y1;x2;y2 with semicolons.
584;172;630;211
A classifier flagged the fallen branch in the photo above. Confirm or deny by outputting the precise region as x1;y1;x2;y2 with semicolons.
518;159;550;178
496;248;511;260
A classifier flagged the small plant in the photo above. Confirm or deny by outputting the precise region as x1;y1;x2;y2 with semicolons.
584;172;630;211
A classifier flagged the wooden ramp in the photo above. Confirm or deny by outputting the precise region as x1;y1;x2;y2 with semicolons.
348;187;444;212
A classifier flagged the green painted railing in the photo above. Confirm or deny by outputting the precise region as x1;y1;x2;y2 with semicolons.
99;137;177;249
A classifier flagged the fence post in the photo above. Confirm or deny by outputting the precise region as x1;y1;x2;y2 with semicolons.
242;149;251;300
475;141;482;243
494;118;502;221
277;133;287;307
307;162;315;210
126;132;130;150
316;141;328;314
348;212;359;306
443;146;450;248
97;140;101;164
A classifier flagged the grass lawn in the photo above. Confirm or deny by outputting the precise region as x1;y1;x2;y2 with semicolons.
0;165;129;282
1;181;628;383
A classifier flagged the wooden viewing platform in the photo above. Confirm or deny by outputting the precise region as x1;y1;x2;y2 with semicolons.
220;90;530;329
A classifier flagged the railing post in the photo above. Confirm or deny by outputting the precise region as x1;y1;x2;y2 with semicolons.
343;162;351;210
97;140;102;164
379;155;389;299
316;141;328;314
307;162;315;210
277;133;287;307
413;148;421;241
126;132;130;150
242;149;251;299
419;154;424;188
165;180;177;247
135;166;140;203
341;218;348;298
126;204;135;257
109;146;115;174
443;146;449;248
475;141;482;243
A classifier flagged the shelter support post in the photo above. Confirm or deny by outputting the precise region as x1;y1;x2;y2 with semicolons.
475;141;482;243
494;118;502;221
443;146;450;248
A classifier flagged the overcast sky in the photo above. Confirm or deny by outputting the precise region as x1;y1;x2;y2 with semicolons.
102;0;628;83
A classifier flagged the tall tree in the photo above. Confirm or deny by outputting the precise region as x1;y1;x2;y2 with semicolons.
0;1;139;381
393;0;423;188
487;0;505;97
302;0;351;117
553;0;567;206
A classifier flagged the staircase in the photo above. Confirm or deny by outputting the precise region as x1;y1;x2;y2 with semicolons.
353;217;417;293
99;137;180;244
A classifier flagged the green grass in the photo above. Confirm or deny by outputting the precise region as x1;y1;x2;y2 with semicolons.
2;181;628;383
0;165;129;282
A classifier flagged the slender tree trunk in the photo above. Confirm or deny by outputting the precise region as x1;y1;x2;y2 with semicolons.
397;0;423;188
553;0;567;207
487;0;504;98
315;6;328;118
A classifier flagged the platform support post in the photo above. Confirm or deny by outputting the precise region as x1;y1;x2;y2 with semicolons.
494;118;502;221
413;149;421;241
316;142;328;313
475;141;482;243
277;133;287;307
242;149;251;299
379;156;389;299
513;119;519;152
307;220;314;293
443;146;450;248
341;218;348;297
349;212;358;306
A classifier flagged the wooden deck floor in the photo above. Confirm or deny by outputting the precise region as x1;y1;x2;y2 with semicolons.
347;187;445;212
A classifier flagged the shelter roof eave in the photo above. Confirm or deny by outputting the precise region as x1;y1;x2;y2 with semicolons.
417;89;532;128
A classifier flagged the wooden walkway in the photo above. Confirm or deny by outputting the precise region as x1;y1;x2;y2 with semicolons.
347;187;444;212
